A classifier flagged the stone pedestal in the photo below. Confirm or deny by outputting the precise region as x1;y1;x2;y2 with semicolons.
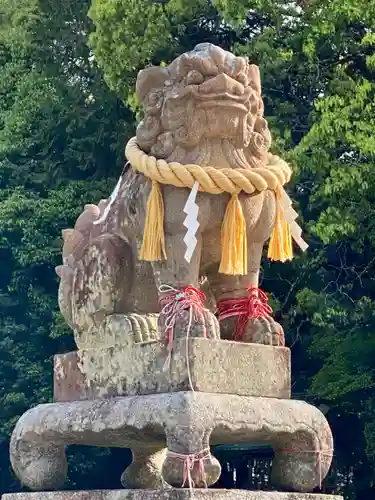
54;340;291;401
2;489;344;500
10;391;332;493
3;43;339;500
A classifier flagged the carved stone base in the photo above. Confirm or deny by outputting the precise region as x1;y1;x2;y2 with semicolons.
2;490;344;500
53;339;291;401
11;393;332;493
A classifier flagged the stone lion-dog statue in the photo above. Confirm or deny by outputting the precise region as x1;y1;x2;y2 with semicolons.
56;43;306;352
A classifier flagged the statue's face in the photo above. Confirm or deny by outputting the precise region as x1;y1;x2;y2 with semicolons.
163;72;262;146
136;43;271;160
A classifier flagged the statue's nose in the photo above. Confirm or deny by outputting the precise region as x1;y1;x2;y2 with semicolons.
199;73;245;96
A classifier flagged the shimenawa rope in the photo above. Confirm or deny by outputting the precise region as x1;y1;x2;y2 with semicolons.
125;137;304;275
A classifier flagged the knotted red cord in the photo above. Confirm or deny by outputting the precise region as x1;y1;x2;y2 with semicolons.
216;286;273;341
159;285;207;374
166;448;210;488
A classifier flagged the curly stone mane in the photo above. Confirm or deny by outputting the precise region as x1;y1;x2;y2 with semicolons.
135;43;271;169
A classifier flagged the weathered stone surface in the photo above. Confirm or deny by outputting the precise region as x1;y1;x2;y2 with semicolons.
10;392;332;492
2;489;344;500
121;448;169;489
6;44;323;500
53;340;291;401
55;43;306;352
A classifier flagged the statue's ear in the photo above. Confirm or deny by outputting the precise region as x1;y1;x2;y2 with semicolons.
136;66;169;103
248;64;261;95
55;265;63;278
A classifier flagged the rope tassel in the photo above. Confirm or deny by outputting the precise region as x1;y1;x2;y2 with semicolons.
140;181;166;261
268;188;293;262
125;137;307;267
219;193;248;276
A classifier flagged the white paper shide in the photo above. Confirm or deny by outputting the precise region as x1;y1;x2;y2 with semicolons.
183;181;200;263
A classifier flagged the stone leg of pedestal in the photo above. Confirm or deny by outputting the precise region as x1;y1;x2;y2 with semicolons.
9;442;68;492
163;420;221;488
10;392;333;492
121;448;169;489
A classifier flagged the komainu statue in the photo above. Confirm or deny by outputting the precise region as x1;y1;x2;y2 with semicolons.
9;44;338;499
56;42;307;350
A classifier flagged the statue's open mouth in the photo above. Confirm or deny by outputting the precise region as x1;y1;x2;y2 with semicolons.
195;99;249;112
190;73;251;112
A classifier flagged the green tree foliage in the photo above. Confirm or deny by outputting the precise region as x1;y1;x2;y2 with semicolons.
1;0;375;498
0;0;133;490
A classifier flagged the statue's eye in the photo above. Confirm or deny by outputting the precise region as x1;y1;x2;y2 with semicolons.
237;74;248;86
186;70;204;85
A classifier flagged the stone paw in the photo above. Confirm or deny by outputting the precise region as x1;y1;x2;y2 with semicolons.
127;313;160;343
96;313;160;348
219;315;284;346
159;308;220;342
241;315;285;346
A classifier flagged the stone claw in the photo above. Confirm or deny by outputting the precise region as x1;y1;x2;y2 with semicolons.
126;313;160;343
241;315;285;346
158;308;220;343
94;313;160;348
219;314;284;346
